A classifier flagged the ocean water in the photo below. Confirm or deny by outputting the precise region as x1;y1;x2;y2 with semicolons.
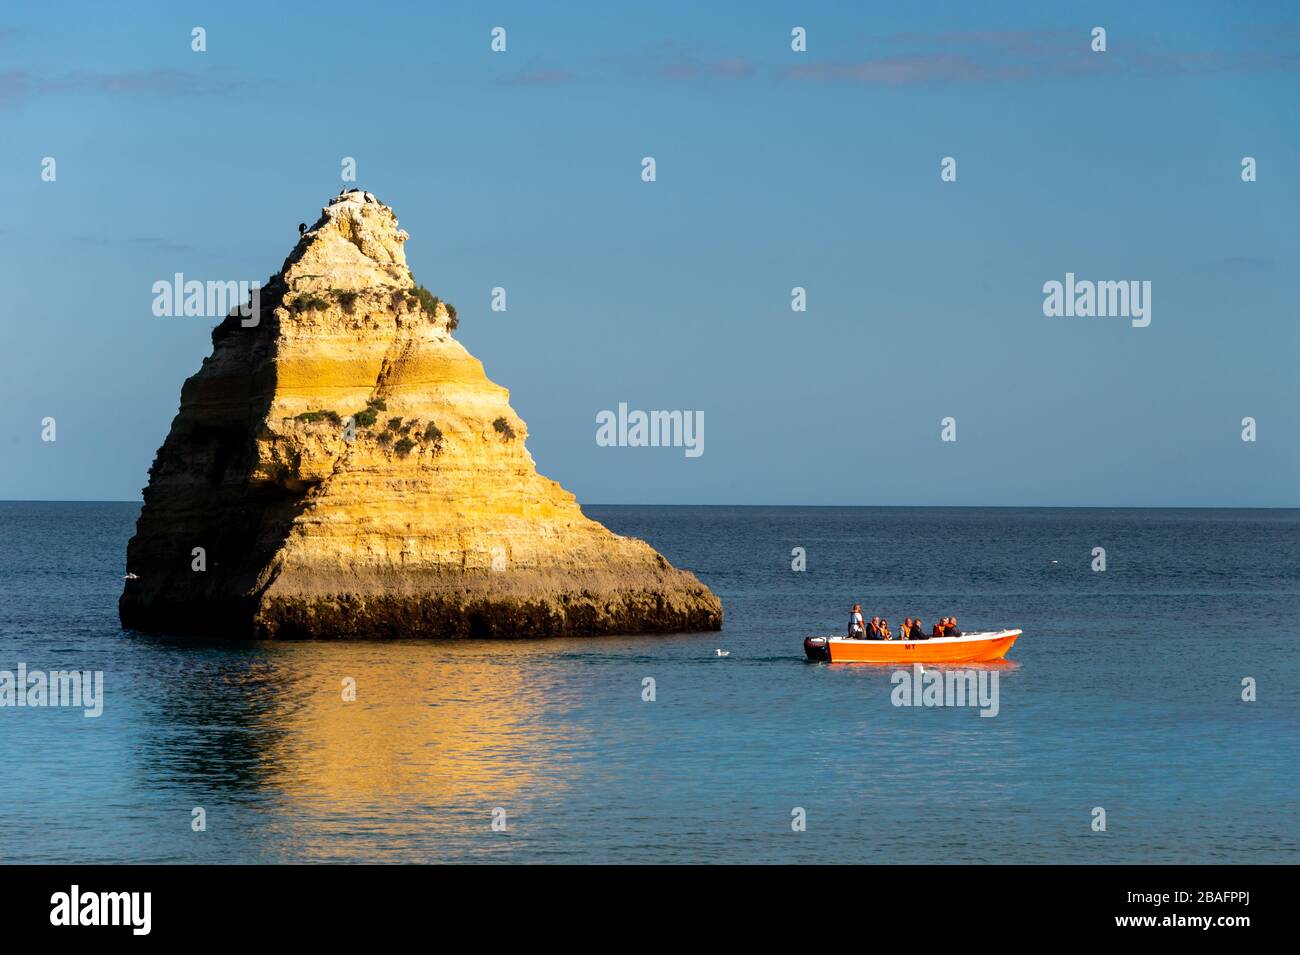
0;502;1296;864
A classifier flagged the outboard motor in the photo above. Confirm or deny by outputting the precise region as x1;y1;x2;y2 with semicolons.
803;637;831;662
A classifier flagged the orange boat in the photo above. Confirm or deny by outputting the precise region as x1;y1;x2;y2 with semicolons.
803;629;1021;664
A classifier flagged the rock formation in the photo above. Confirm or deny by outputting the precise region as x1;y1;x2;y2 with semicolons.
120;191;722;638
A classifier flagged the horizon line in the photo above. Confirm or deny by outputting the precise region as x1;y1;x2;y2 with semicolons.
2;499;1297;510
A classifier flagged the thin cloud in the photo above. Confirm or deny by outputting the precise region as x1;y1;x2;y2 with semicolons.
785;54;1032;86
507;54;753;84
504;68;576;86
782;28;1299;86
1215;255;1277;274
878;29;1079;54
41;69;239;95
597;52;755;82
1125;49;1300;76
0;68;239;106
69;234;196;254
656;57;754;80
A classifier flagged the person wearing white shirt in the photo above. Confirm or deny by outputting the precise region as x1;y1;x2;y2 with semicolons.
847;604;865;637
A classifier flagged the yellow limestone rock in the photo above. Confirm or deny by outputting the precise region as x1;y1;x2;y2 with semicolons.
120;191;722;638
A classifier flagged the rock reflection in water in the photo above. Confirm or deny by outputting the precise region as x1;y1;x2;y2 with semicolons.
141;639;579;861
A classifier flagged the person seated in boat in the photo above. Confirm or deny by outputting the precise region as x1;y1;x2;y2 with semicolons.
946;616;963;637
901;617;913;640
866;616;883;640
847;604;865;638
879;618;892;640
911;618;929;640
932;619;947;639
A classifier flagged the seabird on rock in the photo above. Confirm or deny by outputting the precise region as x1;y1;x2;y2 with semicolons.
298;223;307;236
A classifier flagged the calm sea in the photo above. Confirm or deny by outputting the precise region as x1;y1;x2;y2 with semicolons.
0;502;1296;864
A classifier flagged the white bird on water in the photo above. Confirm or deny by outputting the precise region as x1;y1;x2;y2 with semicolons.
715;649;730;657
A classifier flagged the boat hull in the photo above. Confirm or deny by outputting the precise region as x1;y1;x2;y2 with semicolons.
804;629;1021;664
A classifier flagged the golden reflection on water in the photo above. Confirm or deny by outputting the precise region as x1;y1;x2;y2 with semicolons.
237;642;579;858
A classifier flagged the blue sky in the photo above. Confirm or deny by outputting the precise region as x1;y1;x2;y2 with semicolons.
2;0;1297;505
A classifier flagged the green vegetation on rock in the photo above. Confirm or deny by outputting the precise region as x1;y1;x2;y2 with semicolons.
294;409;342;426
409;285;459;332
289;293;330;314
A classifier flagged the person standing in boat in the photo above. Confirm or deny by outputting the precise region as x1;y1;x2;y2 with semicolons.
847;604;866;637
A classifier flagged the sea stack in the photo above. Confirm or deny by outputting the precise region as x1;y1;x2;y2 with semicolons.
120;192;722;638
